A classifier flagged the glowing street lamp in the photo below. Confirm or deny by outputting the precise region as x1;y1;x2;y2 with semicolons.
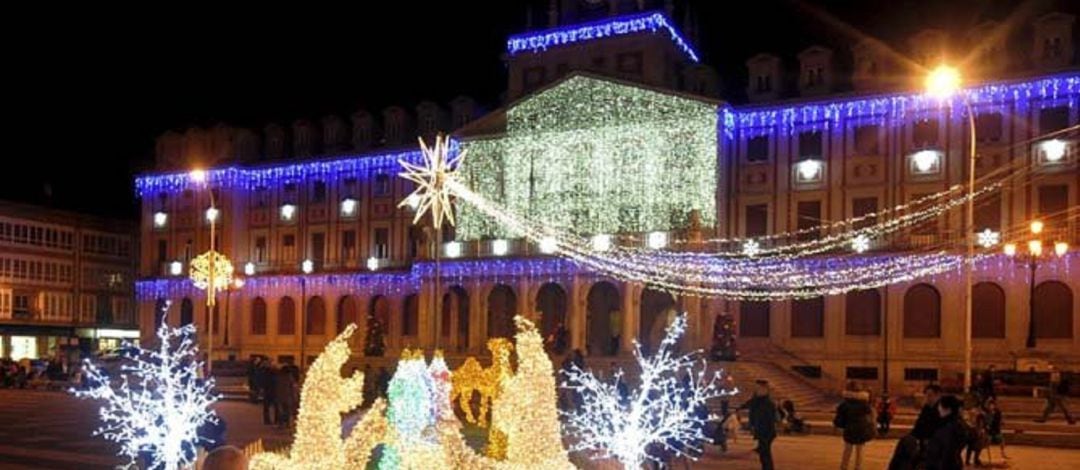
925;65;961;99
924;64;977;393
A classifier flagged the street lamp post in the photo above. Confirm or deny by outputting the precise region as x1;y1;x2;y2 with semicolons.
1004;221;1069;348
188;170;234;376
926;65;977;391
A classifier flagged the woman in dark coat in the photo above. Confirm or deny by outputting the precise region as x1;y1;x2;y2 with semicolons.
834;383;875;470
924;395;968;470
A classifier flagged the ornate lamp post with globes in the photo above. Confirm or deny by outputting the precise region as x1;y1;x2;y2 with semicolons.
1003;220;1069;348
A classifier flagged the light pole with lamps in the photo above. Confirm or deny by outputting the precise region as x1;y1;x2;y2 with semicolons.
187;169;234;375
1004;220;1069;348
925;65;978;392
299;259;313;369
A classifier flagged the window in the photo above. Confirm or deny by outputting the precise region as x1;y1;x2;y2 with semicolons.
343;177;358;197
311;181;327;203
254;236;267;263
913;119;938;147
523;66;546;91
852;197;878;230
1033;281;1073;339
341;230;356;260
798;131;822;158
1040;106;1069;134
912;193;937;235
905;368;938;381
755;75;772;92
282;234;296;262
278;297;296;335
310;233;325;263
374;174;391;197
747;136;769;162
251;297;267;335
616;52;643;75
974;194;1001;232
854;125;880;155
156;239;168;264
745;204;768;237
1038;185;1069;217
739;300;770;337
846;367;879;380
972;283;1006;338
904;283;941;338
845;289;881;335
796;201;821;241
373;228;389;259
976;113;1003;142
306;297;326;336
13;293;30;318
791;296;824;337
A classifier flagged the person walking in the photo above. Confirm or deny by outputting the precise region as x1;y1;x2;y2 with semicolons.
1035;365;1075;424
888;384;944;470
834;382;875;470
740;379;779;470
275;365;299;428
259;361;278;425
985;399;1008;461
923;395;967;470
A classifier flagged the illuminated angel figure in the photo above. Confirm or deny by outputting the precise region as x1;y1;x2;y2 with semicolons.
398;134;466;229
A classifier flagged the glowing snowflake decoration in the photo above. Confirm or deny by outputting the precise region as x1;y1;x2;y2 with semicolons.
742;239;761;257
72;306;219;470
399;134;466;229
189;250;234;294
977;229;1000;249
560;314;735;469
851;234;871;253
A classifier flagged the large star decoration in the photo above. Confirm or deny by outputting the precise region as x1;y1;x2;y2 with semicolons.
399;134;466;229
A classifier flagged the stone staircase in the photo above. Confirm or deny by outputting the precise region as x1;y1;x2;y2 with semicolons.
712;359;832;409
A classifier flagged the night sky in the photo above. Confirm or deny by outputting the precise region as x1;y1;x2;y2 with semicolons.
7;0;1075;219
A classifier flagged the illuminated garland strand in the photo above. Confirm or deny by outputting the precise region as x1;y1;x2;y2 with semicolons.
450;179;975;299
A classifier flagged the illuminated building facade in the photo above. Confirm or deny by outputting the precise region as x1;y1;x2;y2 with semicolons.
136;4;1079;392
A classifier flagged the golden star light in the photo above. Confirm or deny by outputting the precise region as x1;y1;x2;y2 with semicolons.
398;134;466;229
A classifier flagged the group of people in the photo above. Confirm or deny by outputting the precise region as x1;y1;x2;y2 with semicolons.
732;379;1013;470
247;357;301;428
0;357;79;389
884;384;1010;470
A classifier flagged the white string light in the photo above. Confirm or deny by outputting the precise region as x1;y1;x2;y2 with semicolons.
73;306;219;470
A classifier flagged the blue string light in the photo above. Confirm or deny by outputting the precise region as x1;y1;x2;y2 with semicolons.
736;74;1080;135
136;253;1078;301
134;147;440;197
506;11;700;63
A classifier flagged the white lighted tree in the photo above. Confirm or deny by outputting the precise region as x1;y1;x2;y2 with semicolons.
73;311;218;470
560;314;734;469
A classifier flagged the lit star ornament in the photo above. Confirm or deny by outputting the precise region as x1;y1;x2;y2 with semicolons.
399;134;466;229
977;229;1000;249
